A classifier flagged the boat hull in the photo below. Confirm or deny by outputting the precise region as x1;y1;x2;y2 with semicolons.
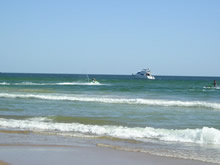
132;74;155;79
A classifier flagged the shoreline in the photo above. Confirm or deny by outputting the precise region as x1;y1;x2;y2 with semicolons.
0;161;9;165
0;143;218;165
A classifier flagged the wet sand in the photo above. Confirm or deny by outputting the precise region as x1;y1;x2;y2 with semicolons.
0;161;9;165
0;144;218;165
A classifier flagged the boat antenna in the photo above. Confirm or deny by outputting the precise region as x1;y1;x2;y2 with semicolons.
86;74;90;83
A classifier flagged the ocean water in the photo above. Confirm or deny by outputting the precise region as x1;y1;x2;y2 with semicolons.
0;73;220;163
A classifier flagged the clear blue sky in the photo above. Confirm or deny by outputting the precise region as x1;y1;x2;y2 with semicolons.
0;0;219;76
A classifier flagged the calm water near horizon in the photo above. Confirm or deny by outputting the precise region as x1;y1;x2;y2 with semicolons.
0;73;220;163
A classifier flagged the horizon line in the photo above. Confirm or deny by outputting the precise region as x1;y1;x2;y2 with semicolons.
1;72;220;78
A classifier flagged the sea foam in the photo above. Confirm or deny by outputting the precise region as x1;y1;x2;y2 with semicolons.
0;81;104;86
0;93;220;109
56;82;102;85
0;82;10;85
0;117;220;145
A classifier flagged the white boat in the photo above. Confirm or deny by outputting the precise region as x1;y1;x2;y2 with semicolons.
132;68;155;79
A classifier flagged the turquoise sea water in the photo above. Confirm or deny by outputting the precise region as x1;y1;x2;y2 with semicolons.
0;73;220;163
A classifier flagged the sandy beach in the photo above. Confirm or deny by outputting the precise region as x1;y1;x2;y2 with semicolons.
0;143;218;165
0;161;9;165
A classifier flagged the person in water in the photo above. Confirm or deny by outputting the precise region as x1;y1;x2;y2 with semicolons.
214;80;217;87
92;78;96;83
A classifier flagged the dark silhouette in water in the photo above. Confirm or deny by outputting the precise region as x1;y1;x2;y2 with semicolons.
92;78;96;83
214;80;217;87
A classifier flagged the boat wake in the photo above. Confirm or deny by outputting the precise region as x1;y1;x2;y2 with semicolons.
203;86;220;90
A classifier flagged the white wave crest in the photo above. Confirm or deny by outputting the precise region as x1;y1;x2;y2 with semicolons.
0;81;104;86
56;82;102;86
14;82;44;85
0;93;220;109
0;82;10;85
1;117;220;145
203;86;220;90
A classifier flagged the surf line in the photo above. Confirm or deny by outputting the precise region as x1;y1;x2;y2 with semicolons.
0;93;220;109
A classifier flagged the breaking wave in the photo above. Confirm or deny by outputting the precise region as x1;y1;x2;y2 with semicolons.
56;82;102;86
0;82;10;85
0;81;104;86
0;93;220;109
1;117;220;145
